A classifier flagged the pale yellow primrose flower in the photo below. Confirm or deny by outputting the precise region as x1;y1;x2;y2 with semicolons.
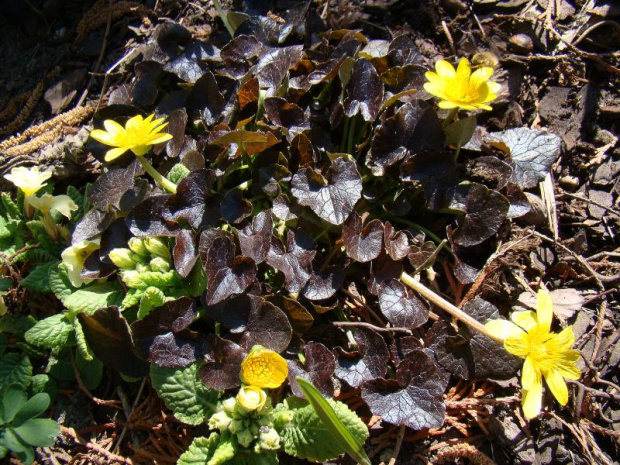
240;346;288;389
28;194;78;218
3;166;52;197
236;385;268;411
90;114;173;162
485;289;581;419
424;58;500;111
61;238;101;287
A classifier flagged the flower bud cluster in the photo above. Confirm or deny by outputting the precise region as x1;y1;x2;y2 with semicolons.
109;237;176;290
208;388;281;452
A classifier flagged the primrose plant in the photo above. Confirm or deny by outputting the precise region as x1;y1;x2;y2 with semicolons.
170;346;370;465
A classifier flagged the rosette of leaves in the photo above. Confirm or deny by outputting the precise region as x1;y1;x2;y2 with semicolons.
0;385;59;464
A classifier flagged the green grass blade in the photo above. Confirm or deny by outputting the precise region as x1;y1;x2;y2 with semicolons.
296;377;371;465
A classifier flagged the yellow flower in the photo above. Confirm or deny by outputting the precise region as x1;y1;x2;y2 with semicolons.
240;346;288;389
485;289;581;419
424;58;500;111
28;194;78;218
61;238;101;287
90;114;173;162
3;166;52;197
236;386;268;411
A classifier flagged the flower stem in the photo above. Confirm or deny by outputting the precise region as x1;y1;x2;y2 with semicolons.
442;107;458;128
212;0;236;38
138;157;177;194
400;271;503;343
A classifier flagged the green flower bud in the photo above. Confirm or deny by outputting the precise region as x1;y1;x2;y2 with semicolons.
109;248;137;269
208;411;232;431
237;429;255;448
222;398;237;415
229;419;245;434
259;427;280;450
135;263;150;273
128;237;149;256
144;237;170;259
257;414;273;427
149;257;170;272
120;270;143;288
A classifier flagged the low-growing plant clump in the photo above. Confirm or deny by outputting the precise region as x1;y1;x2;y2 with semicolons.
1;1;612;463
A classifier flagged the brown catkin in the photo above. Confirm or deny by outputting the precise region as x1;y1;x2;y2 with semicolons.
434;443;496;465
75;0;154;43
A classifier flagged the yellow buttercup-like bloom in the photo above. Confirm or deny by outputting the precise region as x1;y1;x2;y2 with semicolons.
240;346;288;389
485;289;581;419
28;194;78;218
61;238;101;288
424;58;500;111
3;166;52;197
236;386;267;411
90;114;173;162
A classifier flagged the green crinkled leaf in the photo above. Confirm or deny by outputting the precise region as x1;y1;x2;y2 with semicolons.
24;314;75;349
1;192;21;220
0;353;32;395
0;314;36;336
168;163;191;185
150;363;219;425
63;282;124;314
29;374;57;401
178;434;220;465
75;350;103;390
226;453;279;465
65;186;84;220
282;389;369;464
73;319;93;361
121;288;143;310
49;264;74;303
0;334;6;357
208;434;237;465
124;270;181;289
20;262;58;293
137;286;167;319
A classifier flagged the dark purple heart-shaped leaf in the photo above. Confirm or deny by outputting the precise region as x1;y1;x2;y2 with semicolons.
334;327;389;388
288;342;335;397
266;229;316;293
131;298;201;368
72;209;115;244
264;97;309;135
221;188;252;224
78;307;149;377
463;298;521;379
201;234;256;305
187;71;226;126
424;320;474;380
378;279;428;328
400;151;458;211
173;229;198;278
99;218;132;264
383;222;410;261
362;350;446;430
266;295;313;336
163;169;219;229
89;159;147;212
255;45;304;89
368;101;443;175
239;294;293;353
238;210;273;264
447;183;510;247
126;195;178;237
198;335;247;390
342;213;384;263
343;58;384;122
272;193;299;221
302;268;344;301
368;252;402;296
291;157;362;225
390;335;423;366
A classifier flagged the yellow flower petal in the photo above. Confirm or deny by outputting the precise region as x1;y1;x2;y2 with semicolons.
104;147;130;162
522;357;540;390
438;100;459;109
90;129;120;146
3;166;53;197
435;60;456;78
150;133;174;145
536;289;554;332
511;310;538;331
470;67;494;89
456;58;471;82
522;381;543;419
485;319;524;341
240;346;288;389
554;356;581;380
504;333;531;358
103;119;124;135
548;326;574;351
544;369;568;405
